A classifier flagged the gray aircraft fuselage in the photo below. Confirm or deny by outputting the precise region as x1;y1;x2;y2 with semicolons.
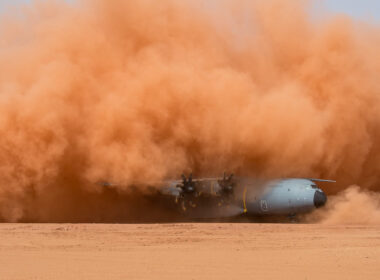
240;178;327;215
161;177;328;218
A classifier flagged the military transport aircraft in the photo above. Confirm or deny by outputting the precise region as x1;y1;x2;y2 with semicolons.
158;173;331;220
99;173;331;221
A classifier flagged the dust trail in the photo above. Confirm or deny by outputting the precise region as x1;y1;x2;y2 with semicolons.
1;0;380;222
306;186;380;224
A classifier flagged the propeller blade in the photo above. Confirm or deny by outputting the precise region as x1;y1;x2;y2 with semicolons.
228;173;234;181
181;174;187;184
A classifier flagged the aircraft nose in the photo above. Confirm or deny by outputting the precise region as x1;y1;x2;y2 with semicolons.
314;190;327;208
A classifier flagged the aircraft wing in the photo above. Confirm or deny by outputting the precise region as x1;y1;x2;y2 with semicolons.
163;177;223;185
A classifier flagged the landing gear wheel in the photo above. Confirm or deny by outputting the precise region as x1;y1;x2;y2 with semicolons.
288;213;299;223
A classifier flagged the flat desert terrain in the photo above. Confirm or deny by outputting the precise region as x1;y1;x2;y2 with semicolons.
0;223;379;280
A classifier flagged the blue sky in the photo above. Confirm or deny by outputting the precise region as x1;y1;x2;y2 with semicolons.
1;0;380;21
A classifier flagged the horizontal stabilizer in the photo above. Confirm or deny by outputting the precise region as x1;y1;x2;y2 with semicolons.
308;178;336;183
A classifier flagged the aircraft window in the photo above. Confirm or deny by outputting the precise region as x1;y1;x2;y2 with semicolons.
311;184;317;189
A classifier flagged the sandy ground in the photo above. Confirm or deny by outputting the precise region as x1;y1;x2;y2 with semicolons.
0;223;379;280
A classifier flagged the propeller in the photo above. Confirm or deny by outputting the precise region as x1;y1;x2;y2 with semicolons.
179;173;196;194
218;172;235;194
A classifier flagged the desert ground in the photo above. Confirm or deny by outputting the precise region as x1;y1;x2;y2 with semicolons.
0;223;379;280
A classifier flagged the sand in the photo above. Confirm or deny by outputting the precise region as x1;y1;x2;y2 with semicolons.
0;223;379;280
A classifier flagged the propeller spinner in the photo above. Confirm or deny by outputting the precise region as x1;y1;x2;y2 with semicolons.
180;173;196;194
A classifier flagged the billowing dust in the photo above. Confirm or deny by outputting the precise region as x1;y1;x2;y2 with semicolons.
0;0;380;222
307;186;380;224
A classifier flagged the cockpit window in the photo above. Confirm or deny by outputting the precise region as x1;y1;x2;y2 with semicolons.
311;183;318;189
